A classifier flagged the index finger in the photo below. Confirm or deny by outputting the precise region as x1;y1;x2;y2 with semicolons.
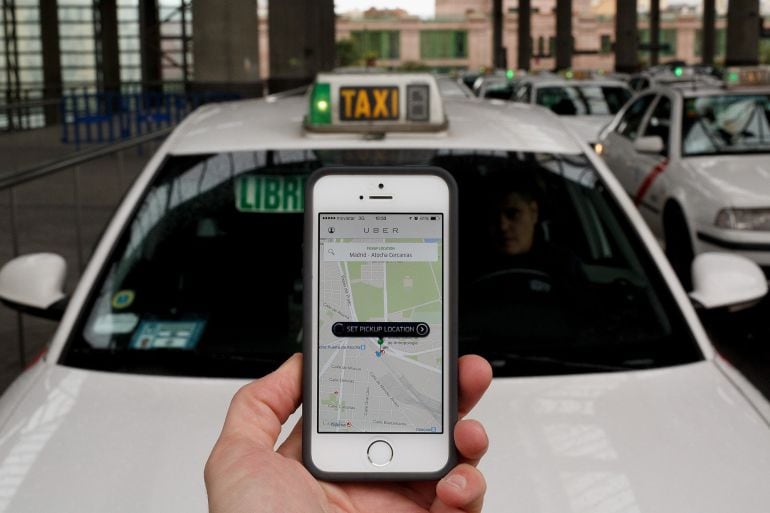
458;354;493;418
220;353;303;449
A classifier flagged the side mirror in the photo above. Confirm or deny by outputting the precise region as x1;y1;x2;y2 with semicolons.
633;135;664;154
0;253;68;320
689;252;768;310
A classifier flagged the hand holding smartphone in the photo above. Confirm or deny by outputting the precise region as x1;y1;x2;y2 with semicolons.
303;167;458;480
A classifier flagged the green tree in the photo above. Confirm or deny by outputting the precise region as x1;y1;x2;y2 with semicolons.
336;39;361;67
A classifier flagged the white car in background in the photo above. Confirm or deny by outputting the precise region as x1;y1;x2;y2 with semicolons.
0;73;769;512
628;63;723;92
512;73;632;144
597;67;770;289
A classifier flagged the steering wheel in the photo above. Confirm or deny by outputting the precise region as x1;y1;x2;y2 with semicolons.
462;267;570;343
469;268;555;295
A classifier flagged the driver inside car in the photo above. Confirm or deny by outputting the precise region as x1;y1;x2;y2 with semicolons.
483;172;585;290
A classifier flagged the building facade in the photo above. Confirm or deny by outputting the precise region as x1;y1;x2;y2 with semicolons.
325;2;735;73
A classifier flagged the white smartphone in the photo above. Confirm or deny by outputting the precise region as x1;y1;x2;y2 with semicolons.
303;167;457;481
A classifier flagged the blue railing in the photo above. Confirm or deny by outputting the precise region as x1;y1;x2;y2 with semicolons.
60;90;240;148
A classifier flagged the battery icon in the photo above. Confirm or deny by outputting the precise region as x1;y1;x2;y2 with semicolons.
430;216;436;220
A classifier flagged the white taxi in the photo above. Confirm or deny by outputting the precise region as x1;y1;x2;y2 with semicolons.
628;63;723;92
598;66;770;289
512;72;632;144
0;73;769;513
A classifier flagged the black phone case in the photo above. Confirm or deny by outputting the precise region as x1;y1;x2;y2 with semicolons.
302;166;459;481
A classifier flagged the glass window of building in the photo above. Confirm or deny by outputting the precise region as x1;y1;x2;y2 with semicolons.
350;30;400;60
58;0;97;87
420;30;467;59
695;28;726;57
639;28;677;58
0;0;45;128
600;34;612;54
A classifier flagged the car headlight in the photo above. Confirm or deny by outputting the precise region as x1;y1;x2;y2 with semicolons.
715;208;770;231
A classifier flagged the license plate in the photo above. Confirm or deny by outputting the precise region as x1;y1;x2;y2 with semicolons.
339;86;399;121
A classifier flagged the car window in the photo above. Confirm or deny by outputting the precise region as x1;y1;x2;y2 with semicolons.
580;86;632;115
616;94;655;139
483;82;515;100
515;84;531;103
630;77;650;91
536;86;588;115
643;96;672;154
60;150;702;378
536;86;631;116
682;94;770;156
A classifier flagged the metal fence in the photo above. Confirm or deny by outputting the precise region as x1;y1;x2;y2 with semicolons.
0;82;243;146
0;128;170;375
59;89;240;147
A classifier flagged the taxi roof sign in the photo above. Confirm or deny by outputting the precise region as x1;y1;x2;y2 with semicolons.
559;69;596;80
304;73;448;133
725;66;770;88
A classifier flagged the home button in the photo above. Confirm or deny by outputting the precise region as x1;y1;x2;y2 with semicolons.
367;440;393;467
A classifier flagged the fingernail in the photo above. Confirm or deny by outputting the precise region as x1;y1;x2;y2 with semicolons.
442;474;467;491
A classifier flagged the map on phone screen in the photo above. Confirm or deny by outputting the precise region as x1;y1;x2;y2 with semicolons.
318;213;443;433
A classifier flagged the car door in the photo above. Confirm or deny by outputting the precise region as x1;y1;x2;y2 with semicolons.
601;93;657;194
632;94;672;238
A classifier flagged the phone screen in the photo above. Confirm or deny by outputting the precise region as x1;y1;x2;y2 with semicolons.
318;213;444;434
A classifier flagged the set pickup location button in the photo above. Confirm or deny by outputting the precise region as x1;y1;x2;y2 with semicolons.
332;322;430;338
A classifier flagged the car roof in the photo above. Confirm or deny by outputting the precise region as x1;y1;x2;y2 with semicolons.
520;77;629;88
167;95;584;155
652;83;770;98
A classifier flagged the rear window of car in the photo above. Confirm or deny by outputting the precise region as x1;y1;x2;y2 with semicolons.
536;85;632;116
60;149;702;378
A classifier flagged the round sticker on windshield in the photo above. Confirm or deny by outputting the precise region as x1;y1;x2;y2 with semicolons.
112;290;135;310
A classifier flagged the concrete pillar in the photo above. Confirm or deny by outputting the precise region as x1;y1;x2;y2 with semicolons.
401;26;420;63
493;0;505;68
555;0;572;71
268;0;334;92
649;0;660;65
726;0;759;66
192;0;261;96
95;0;121;93
702;0;716;65
139;0;162;91
39;0;62;124
615;0;638;73
518;0;531;70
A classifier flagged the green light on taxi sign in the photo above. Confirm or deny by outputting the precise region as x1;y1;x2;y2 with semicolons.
309;83;331;125
506;69;515;80
565;70;574;79
674;66;684;77
235;175;306;213
728;71;740;83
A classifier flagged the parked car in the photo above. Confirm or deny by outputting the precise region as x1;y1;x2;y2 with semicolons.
0;72;768;512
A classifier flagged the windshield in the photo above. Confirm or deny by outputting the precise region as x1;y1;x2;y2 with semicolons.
682;94;770;156
482;81;515;100
535;85;631;116
60;150;701;378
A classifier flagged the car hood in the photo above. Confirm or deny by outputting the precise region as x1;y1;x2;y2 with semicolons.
0;364;246;513
687;155;770;207
0;361;768;512
560;115;613;144
474;361;770;513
